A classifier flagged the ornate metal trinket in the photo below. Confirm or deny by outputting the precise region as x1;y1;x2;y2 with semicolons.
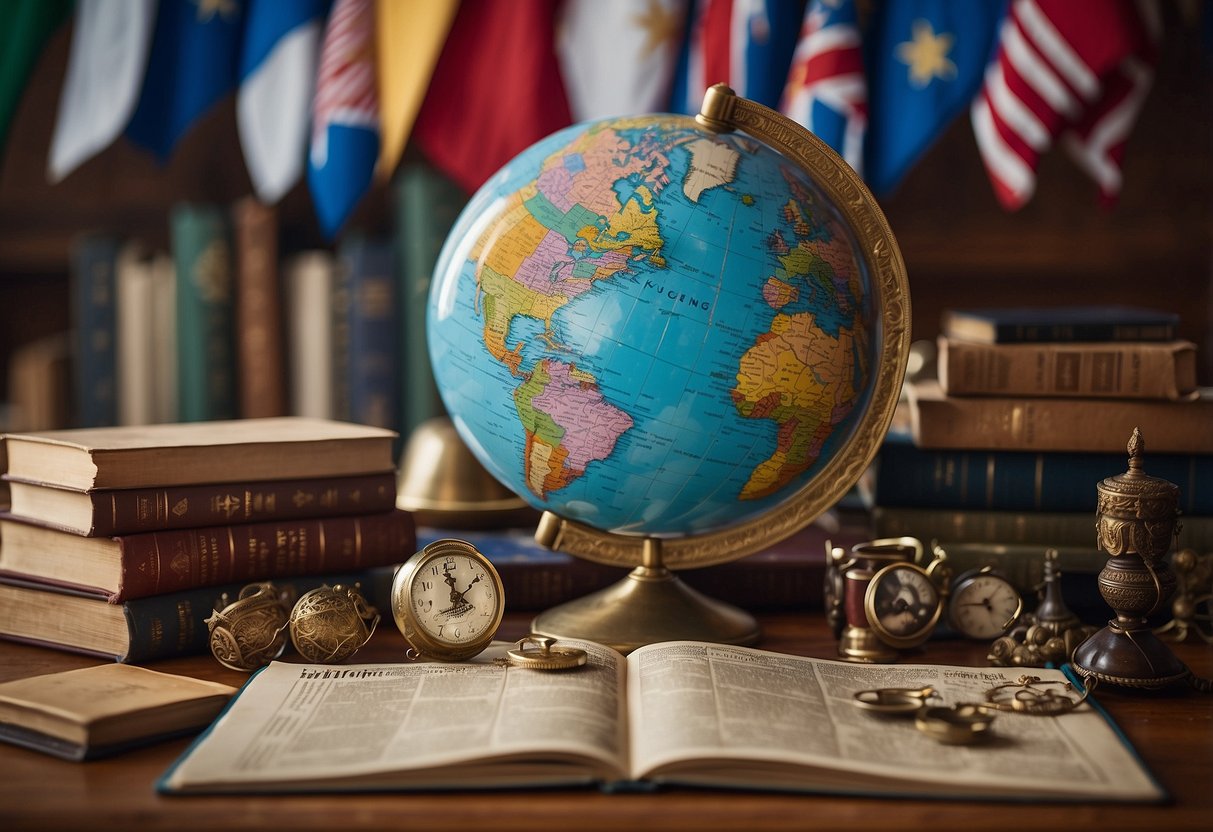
206;582;293;671
288;583;380;663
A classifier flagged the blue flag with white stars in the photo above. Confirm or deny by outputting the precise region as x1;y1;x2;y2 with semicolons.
864;0;1007;196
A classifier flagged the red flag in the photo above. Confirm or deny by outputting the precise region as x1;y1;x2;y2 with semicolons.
412;0;573;194
971;0;1161;211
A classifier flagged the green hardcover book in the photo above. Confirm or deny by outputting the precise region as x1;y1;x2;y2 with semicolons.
171;203;236;422
393;161;468;442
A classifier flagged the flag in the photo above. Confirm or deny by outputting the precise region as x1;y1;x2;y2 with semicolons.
780;0;867;173
556;0;689;122
126;0;245;162
237;0;330;204
864;0;1006;196
0;0;72;160
374;0;458;178
412;0;572;195
307;0;378;238
972;0;1162;210
671;0;806;115
48;0;156;182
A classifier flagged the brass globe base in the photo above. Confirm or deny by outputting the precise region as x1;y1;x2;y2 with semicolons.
838;625;899;663
1071;622;1191;690
530;565;760;655
397;417;536;529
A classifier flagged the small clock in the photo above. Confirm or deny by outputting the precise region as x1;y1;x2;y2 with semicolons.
948;567;1024;640
391;539;505;661
864;562;943;650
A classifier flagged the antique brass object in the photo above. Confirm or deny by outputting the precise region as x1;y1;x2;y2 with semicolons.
502;634;588;671
529;84;910;652
1155;548;1213;643
288;584;380;663
988;549;1098;668
982;675;1090;716
397;417;534;529
391;539;506;661
205;582;293;671
851;686;938;714
1071;429;1191;689
914;705;995;745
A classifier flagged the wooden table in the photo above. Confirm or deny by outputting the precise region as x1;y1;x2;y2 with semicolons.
1;613;1210;832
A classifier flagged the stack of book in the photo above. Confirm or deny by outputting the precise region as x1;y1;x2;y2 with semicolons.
0;418;414;662
875;306;1213;604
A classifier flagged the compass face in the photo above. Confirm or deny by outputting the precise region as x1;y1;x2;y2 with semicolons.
950;573;1022;640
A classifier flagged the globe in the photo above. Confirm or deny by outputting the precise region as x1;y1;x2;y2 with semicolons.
428;88;908;579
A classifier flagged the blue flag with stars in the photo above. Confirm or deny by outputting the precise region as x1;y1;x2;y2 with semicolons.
127;0;244;162
864;0;1006;196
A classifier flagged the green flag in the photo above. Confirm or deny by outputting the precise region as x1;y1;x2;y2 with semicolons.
0;0;73;158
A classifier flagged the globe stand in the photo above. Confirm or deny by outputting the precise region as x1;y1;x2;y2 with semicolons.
531;515;760;654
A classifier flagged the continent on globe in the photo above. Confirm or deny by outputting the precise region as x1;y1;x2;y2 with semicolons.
513;359;633;498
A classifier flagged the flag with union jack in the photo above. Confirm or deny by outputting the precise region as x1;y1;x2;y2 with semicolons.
971;0;1161;210
307;0;378;238
780;0;866;173
671;0;805;114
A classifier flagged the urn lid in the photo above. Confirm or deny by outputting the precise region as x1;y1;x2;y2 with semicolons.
1096;428;1179;521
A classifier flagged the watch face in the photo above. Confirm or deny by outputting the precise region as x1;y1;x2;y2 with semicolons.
949;573;1023;640
392;539;504;660
865;563;941;648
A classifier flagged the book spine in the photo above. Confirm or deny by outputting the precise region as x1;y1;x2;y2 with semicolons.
909;391;1213;453
120;569;394;663
994;322;1177;342
69;233;121;427
875;440;1213;514
335;235;399;431
872;506;1213;552
395;163;467;441
938;338;1198;400
172;203;237;422
232;196;287;419
114;509;416;601
79;473;397;536
115;245;156;425
285;251;335;418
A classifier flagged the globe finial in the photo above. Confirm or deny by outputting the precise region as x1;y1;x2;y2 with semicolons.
697;83;737;133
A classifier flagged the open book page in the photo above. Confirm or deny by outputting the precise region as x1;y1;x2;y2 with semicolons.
161;640;628;793
626;642;1162;800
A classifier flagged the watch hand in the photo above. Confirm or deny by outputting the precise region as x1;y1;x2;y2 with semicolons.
460;574;483;596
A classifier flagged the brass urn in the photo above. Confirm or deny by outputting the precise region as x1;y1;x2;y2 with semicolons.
1072;429;1189;688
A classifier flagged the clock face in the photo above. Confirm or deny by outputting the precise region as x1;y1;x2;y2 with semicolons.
866;563;942;648
949;573;1022;640
410;552;501;644
392;539;505;660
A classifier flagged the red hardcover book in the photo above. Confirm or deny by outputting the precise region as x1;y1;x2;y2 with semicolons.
0;510;415;603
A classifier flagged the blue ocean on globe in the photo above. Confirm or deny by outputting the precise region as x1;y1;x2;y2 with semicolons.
428;113;878;538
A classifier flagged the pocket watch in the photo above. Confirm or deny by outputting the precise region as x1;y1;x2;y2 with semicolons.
391;538;505;661
865;562;943;650
947;566;1024;640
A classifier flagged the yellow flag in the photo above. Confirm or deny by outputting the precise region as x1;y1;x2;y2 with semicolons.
374;0;459;178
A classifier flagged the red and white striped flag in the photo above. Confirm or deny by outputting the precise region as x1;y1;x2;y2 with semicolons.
780;0;867;173
971;0;1161;211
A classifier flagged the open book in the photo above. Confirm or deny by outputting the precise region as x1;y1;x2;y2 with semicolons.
159;641;1162;801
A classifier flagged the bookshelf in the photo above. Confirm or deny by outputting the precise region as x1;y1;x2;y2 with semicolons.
0;15;1210;426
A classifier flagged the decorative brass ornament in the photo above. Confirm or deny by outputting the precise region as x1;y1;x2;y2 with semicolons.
988;549;1098;668
1155;548;1213;643
1071;429;1193;689
530;84;910;653
205;582;294;671
288;584;380;663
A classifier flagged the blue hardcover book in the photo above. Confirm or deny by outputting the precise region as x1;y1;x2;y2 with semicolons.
875;435;1213;514
942;305;1180;344
69;233;121;427
333;235;399;431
